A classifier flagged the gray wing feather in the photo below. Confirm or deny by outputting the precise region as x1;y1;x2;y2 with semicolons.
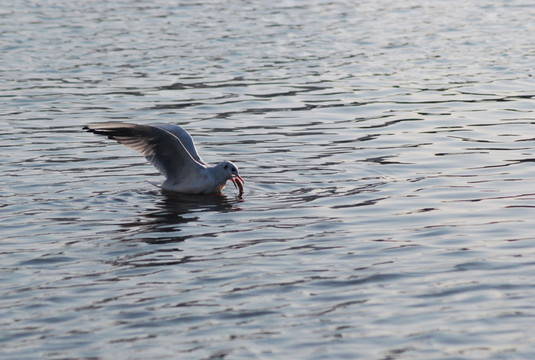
149;123;206;165
83;122;205;181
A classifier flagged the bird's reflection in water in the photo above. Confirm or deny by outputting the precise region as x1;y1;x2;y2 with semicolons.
112;191;241;268
119;190;239;245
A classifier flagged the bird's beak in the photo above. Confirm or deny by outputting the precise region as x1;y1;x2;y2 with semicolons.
230;175;244;195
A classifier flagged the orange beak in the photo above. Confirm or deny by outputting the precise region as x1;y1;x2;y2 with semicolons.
230;175;244;195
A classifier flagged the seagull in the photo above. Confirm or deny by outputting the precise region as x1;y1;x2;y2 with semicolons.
83;122;244;195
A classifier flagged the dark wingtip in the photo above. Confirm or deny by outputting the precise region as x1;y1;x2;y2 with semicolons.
82;126;118;141
82;125;121;140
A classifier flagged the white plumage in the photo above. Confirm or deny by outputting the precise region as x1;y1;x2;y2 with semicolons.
83;122;244;195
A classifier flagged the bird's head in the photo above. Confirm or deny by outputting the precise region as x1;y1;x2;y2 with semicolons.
217;161;244;195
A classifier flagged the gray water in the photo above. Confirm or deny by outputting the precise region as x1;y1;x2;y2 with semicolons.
2;1;535;359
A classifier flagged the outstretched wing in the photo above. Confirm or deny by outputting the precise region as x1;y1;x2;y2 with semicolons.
83;122;205;181
149;123;207;165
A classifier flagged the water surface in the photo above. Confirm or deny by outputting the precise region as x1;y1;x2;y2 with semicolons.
1;1;535;359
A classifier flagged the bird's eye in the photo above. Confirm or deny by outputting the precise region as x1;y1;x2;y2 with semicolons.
224;164;228;169
232;168;236;172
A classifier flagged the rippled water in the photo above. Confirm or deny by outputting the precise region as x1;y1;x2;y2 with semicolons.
2;0;535;359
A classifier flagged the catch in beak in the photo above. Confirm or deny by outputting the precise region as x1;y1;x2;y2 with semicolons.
230;175;244;196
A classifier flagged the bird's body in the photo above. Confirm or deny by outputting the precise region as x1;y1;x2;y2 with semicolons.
83;122;244;195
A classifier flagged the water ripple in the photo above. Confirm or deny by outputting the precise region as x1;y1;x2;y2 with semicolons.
2;0;535;359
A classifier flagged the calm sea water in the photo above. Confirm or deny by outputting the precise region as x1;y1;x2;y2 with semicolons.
2;0;535;359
